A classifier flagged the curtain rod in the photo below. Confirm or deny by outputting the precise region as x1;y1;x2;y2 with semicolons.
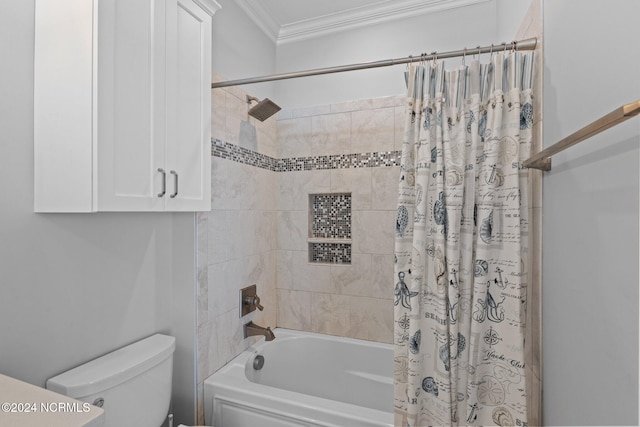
211;37;537;88
523;100;640;171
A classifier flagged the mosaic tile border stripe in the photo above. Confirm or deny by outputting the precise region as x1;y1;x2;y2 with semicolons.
211;139;275;170
212;139;401;172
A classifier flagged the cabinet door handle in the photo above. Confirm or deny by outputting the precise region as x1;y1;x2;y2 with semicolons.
157;168;166;197
170;170;178;198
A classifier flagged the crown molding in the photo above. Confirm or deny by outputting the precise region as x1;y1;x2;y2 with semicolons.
236;0;489;45
235;0;280;43
192;0;222;16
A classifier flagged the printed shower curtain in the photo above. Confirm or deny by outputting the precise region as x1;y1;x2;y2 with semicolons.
394;50;534;427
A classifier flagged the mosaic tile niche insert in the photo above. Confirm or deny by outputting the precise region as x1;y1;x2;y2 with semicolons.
309;193;352;264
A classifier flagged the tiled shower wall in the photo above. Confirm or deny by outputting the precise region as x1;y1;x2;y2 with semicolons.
196;63;542;422
196;78;278;422
196;79;406;422
275;97;404;343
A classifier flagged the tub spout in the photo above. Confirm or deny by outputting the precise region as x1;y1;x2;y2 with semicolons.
244;321;275;341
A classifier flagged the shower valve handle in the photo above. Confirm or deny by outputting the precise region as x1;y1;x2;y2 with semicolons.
244;295;263;311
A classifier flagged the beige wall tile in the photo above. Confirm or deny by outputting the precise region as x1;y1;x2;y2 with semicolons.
351;107;396;153
275;109;293;121
196;382;204;425
371;166;400;211
211;88;226;141
211;158;258;211
276;250;295;290
197;265;208;326
330;168;372;210
229;166;273;212
291;250;335;294
244;253;271;288
311;293;351;336
262;168;279;211
330;253;372;297
207;210;236;263
311;113;352;155
277;171;295;211
252;271;277;328
370;253;395;300
293;170;331;210
218;308;256;368
277;289;312;330
394;105;406;151
224;91;246;145
330;98;372;113
207;260;241;319
328;253;393;301
196;321;212;383
371;95;404;109
289;104;331;119
201;316;225;375
277;117;312;158
237;210;266;257
276;210;307;251
225;82;246;103
255;116;278;158
197;213;209;327
208;253;276;320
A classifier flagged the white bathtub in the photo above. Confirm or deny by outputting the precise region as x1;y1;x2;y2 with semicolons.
203;328;393;427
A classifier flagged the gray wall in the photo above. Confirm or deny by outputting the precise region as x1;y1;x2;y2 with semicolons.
211;0;277;101
542;1;640;425
274;0;530;108
0;1;197;424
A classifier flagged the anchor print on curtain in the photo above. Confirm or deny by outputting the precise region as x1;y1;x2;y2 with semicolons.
394;51;534;427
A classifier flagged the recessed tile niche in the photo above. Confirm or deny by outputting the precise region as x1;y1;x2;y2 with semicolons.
308;193;352;264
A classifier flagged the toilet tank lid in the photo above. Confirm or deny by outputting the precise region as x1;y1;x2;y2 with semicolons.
46;334;175;398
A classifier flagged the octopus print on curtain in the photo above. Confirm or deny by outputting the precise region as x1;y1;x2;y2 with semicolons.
394;51;534;427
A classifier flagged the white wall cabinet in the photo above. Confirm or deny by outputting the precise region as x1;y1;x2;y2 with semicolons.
34;0;219;212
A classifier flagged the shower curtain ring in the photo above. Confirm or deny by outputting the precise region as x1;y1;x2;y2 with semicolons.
489;44;494;58
503;42;508;53
512;40;518;52
462;48;466;66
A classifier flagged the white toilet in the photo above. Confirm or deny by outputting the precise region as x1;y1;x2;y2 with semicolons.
47;334;209;427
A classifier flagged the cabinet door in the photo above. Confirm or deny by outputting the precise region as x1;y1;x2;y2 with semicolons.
164;0;212;211
96;0;166;211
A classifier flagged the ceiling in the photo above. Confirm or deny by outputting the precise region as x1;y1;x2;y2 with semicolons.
235;0;487;44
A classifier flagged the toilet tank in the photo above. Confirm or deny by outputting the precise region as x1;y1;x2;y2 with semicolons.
47;334;175;427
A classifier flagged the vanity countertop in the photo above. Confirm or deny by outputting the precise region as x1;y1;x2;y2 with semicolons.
0;374;104;427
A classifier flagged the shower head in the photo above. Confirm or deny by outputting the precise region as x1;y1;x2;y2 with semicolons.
247;95;281;121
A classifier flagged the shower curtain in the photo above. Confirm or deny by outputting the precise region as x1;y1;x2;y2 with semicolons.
394;51;534;427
